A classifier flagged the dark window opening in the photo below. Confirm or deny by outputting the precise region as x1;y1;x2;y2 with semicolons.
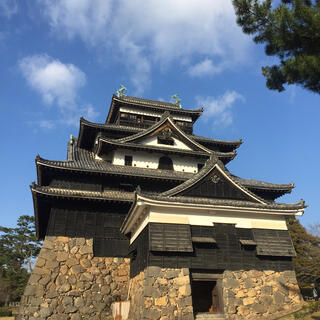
239;239;257;251
198;163;204;171
158;156;174;170
157;137;174;145
125;155;133;166
120;183;134;192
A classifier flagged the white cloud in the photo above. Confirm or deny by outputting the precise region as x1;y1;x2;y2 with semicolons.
19;54;98;127
188;59;224;77
39;0;251;93
196;91;244;126
42;0;113;45
0;0;18;19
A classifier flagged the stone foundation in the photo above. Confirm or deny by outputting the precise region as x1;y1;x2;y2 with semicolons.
18;236;304;320
18;236;130;320
223;269;304;319
129;267;194;320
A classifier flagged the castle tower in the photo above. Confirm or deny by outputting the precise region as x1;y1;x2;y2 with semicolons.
18;93;305;320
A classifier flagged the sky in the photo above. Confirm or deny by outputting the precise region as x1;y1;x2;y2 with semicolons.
0;0;319;230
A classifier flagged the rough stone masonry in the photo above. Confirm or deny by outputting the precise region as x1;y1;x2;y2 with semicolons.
17;235;304;320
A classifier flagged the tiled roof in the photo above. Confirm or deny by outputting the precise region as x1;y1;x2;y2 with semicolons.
38;145;295;195
81;117;141;132
191;134;242;148
115;95;203;113
96;137;236;161
30;184;306;211
36;150;193;181
232;175;294;191
106;94;203;124
79;117;242;150
31;184;134;202
137;192;306;211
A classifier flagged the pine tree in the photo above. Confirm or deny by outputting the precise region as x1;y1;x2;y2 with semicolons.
0;215;41;305
287;217;320;287
233;0;320;94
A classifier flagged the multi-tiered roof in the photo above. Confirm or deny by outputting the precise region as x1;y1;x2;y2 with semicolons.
31;93;304;244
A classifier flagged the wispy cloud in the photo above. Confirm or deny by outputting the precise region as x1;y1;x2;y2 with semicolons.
188;59;224;77
39;0;251;93
18;54;98;127
196;91;244;126
0;0;18;19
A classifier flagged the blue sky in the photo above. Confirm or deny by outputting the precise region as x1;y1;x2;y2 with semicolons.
1;0;319;229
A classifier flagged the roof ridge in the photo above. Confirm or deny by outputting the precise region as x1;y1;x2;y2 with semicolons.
114;94;204;113
113;115;215;154
136;192;306;210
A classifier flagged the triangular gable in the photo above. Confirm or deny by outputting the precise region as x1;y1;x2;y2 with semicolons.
117;113;213;154
162;157;266;204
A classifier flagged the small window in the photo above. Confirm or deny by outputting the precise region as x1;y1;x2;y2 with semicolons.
198;163;204;171
125;155;133;166
239;239;257;251
158;156;174;170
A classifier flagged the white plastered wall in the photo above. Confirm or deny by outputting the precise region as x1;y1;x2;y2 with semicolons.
139;135;191;150
129;206;288;243
112;149;200;173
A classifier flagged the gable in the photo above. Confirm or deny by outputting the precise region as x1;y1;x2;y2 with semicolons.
119;117;212;154
137;125;192;151
179;167;257;202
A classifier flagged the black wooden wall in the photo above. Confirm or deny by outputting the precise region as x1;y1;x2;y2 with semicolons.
46;200;130;257
45;169;180;194
129;223;294;277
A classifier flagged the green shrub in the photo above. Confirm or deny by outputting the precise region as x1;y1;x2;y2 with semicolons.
293;301;320;319
0;306;12;316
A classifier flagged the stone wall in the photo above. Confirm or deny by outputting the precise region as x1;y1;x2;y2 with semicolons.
17;236;130;320
129;267;194;320
18;236;304;320
223;269;304;319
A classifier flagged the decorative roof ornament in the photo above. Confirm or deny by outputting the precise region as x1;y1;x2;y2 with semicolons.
159;127;173;140
211;174;221;184
117;84;127;98
69;135;74;145
172;94;182;108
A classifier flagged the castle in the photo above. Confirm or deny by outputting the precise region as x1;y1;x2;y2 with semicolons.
18;91;305;319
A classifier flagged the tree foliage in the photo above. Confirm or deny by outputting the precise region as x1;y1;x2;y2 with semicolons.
233;0;320;94
287;217;320;287
0;215;41;305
